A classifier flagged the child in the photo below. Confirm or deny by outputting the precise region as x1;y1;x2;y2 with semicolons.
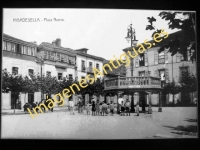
120;101;125;116
99;103;102;116
124;99;131;116
85;102;91;115
114;103;117;114
109;101;115;116
95;100;100;116
91;101;96;116
102;102;107;116
136;102;140;116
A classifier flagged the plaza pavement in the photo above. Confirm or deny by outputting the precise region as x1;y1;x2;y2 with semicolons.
1;107;198;139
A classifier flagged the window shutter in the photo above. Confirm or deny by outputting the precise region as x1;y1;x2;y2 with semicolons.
66;55;69;63
154;70;159;77
165;69;169;81
154;51;158;65
164;48;168;63
135;56;139;68
187;50;191;61
176;52;180;62
144;52;148;66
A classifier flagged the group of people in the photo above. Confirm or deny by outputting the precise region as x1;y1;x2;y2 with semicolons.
68;96;140;116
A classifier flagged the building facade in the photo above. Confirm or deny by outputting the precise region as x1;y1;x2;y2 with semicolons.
75;48;104;80
37;38;76;80
2;33;39;109
2;34;107;109
123;31;197;105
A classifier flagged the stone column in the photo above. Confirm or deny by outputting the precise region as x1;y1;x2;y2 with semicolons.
131;92;135;112
148;91;152;114
158;91;162;112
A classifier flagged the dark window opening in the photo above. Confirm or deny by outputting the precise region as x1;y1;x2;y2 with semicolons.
12;67;18;75
139;53;145;66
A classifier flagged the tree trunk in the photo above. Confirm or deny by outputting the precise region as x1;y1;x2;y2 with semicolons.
172;94;175;105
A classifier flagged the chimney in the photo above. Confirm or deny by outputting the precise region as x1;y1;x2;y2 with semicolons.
55;38;61;47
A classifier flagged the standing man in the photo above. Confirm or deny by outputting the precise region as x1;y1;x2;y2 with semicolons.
118;95;124;114
69;96;75;115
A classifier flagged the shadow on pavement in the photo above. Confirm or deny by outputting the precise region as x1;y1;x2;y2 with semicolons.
163;125;197;136
184;118;197;122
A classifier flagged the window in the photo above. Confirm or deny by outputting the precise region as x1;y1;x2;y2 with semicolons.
11;43;16;52
44;51;48;59
31;47;35;56
139;71;145;76
28;69;34;76
12;67;18;75
89;62;92;68
7;42;11;51
81;60;86;72
24;46;27;55
180;51;190;61
96;63;99;70
158;70;165;81
61;54;65;62
3;41;7;50
69;74;73;80
21;45;24;54
158;51;165;64
49;52;54;60
68;56;76;64
58;73;63;80
139;53;145;66
57;53;61;61
28;47;31;55
46;71;51;77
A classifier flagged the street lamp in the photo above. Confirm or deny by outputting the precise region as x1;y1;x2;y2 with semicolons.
125;24;138;113
125;24;138;76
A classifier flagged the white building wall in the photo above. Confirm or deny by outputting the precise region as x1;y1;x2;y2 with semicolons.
2;92;11;109
2;57;39;76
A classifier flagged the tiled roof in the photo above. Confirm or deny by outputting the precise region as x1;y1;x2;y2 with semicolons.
3;33;38;47
38;42;77;56
76;51;105;61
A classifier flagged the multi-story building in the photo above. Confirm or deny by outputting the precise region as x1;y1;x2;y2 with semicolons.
123;31;197;105
2;33;39;109
37;38;76;80
2;34;107;110
75;48;105;102
75;48;104;80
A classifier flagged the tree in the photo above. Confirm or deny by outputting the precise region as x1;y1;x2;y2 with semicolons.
146;11;196;61
179;71;197;104
163;79;180;105
37;75;60;98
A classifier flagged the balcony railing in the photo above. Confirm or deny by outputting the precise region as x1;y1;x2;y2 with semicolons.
104;76;162;90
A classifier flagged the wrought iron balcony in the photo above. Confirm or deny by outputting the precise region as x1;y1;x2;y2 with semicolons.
104;76;162;91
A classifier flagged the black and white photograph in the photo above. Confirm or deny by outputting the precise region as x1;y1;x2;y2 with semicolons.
1;8;198;139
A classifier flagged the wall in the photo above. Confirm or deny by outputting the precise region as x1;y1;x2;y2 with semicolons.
2;56;39;76
2;92;11;109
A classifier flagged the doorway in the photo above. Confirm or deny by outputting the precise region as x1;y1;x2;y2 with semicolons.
28;93;34;103
11;92;19;109
139;91;146;112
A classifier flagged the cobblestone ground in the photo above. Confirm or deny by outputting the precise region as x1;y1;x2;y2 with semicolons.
1;107;198;139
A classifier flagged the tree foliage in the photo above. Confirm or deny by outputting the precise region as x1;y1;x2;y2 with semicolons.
146;11;196;62
179;71;197;93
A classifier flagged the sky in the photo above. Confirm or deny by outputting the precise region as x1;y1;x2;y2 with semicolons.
3;9;181;60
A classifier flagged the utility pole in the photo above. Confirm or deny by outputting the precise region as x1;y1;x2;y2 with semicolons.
36;56;44;102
